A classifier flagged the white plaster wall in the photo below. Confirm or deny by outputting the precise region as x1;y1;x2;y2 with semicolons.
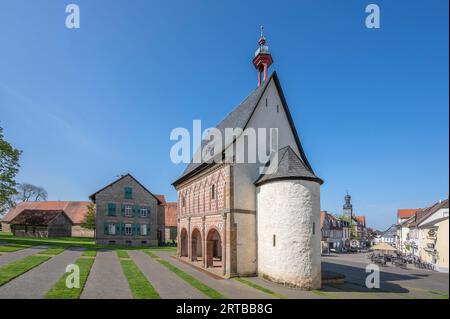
257;180;321;289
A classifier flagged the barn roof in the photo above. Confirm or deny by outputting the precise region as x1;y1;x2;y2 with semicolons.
9;210;72;226
2;201;89;224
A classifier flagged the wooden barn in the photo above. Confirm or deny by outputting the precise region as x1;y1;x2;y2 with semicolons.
9;209;73;238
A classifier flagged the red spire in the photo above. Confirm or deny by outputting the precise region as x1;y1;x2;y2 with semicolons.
253;26;273;87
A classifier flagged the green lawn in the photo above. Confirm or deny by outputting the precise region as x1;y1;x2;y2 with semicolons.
38;246;66;256
0;243;32;253
119;257;160;299
117;250;130;259
234;277;287;299
144;251;225;299
82;249;97;258
45;257;95;299
0;255;51;286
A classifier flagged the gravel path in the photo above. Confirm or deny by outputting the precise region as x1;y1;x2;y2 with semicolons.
0;245;50;267
0;247;83;299
81;250;132;299
128;250;206;299
155;251;274;299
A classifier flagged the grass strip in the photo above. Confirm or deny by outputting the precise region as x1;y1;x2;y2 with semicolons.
0;243;32;253
38;246;66;256
82;249;97;258
119;258;160;299
144;251;225;299
117;250;130;259
45;257;95;299
0;255;51;286
312;289;337;299
235;277;287;299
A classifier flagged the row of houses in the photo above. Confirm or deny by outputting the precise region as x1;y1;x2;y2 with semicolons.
375;199;449;273
320;193;375;253
0;174;178;246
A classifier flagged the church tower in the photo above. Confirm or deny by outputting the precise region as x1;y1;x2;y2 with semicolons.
343;192;353;218
253;26;273;86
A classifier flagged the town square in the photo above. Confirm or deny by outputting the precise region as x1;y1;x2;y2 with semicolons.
0;0;448;314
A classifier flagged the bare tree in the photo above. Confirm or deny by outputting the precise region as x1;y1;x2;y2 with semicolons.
15;183;48;202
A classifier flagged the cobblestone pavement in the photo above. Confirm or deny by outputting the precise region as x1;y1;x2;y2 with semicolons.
0;247;83;299
81;250;133;299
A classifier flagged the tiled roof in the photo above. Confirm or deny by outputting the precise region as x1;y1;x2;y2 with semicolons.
172;72;318;186
2;201;89;224
154;194;167;205
355;216;366;226
10;210;71;226
165;202;177;227
397;209;418;219
254;146;322;186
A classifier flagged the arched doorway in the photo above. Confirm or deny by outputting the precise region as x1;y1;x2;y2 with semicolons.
180;228;188;257
191;228;202;261
206;228;222;268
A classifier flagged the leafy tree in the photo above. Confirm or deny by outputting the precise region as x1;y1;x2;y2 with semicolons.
81;202;96;235
14;183;48;202
0;126;22;216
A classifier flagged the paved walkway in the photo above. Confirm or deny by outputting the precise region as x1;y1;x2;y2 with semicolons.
128;250;206;299
244;276;326;299
81;250;132;299
0;247;83;299
155;251;274;299
0;245;50;267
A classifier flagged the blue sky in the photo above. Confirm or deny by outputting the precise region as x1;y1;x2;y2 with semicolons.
0;0;448;230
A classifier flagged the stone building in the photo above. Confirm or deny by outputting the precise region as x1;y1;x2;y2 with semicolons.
172;30;323;289
9;209;72;237
1;201;93;237
154;195;178;243
90;174;163;246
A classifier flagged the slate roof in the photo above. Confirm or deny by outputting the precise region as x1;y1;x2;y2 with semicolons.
254;146;323;186
172;71;319;186
2;201;89;224
10;210;72;226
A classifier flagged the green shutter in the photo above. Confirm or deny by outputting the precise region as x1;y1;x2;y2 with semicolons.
125;187;132;199
115;223;120;235
108;203;116;216
147;224;151;236
136;224;141;236
121;223;125;235
121;205;125;217
148;207;152;219
104;222;108;235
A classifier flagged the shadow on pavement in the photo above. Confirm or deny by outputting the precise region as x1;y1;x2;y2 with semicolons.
322;261;417;294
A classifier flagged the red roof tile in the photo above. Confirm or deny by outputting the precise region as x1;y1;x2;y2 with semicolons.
397;209;418;219
2;201;90;225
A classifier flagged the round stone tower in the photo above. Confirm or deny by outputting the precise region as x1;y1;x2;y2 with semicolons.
255;146;323;289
